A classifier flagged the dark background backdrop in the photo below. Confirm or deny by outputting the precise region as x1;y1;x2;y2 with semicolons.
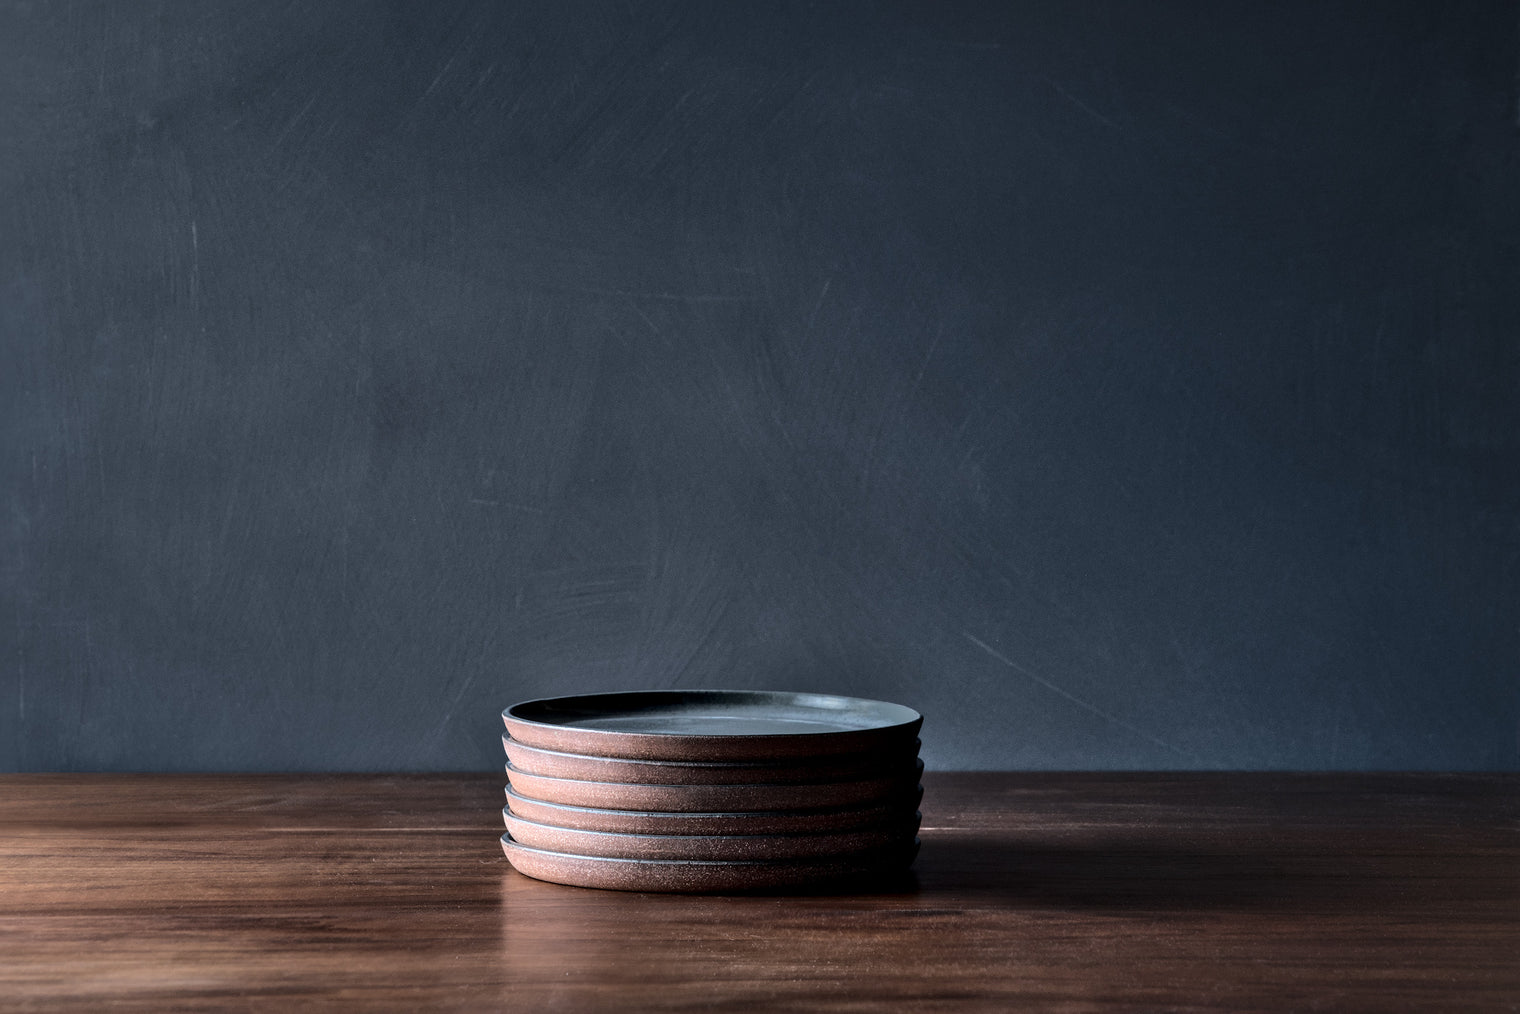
3;1;1516;772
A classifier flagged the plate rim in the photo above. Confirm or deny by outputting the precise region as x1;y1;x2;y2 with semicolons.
502;782;925;823
506;757;925;794
502;731;922;771
502;806;923;845
501;784;924;833
502;690;922;744
500;830;921;869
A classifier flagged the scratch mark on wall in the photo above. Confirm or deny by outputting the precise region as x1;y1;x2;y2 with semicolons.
1037;75;1121;132
630;301;662;336
76;616;94;736
469;498;545;513
189;219;199;303
423;56;457;98
963;631;1193;759
424;670;477;755
339;519;349;609
905;321;944;403
271;94;317;149
807;277;832;331
863;325;942;491
14;607;22;721
570;285;749;304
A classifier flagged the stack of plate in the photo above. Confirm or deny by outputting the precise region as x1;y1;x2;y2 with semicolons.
499;690;924;892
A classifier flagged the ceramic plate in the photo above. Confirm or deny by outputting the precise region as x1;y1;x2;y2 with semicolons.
503;733;920;785
503;691;922;761
503;784;924;836
502;809;921;861
506;759;924;813
500;833;920;892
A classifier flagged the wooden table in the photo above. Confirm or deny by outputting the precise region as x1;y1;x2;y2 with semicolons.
1;773;1515;1010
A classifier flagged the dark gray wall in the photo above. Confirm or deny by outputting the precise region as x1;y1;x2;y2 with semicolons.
3;1;1517;772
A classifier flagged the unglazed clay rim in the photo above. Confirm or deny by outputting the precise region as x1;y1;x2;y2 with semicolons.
502;690;923;762
502;732;922;785
506;758;925;812
502;783;925;835
500;832;920;893
502;808;922;861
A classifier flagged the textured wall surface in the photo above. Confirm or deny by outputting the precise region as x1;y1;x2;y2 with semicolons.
3;1;1517;771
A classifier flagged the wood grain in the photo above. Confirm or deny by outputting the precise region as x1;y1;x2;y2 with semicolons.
1;773;1516;1011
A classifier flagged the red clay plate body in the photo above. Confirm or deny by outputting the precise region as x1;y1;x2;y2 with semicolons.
502;809;921;861
506;759;924;813
503;733;921;785
503;784;924;835
502;690;922;762
500;833;920;892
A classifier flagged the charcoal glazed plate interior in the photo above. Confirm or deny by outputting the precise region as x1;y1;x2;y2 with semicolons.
502;733;922;785
500;833;921;892
502;810;921;861
502;691;922;761
506;759;924;813
503;784;925;836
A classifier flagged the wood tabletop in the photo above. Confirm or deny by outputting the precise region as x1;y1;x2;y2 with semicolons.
1;772;1516;1011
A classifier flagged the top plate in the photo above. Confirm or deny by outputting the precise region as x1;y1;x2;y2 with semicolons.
502;691;923;761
